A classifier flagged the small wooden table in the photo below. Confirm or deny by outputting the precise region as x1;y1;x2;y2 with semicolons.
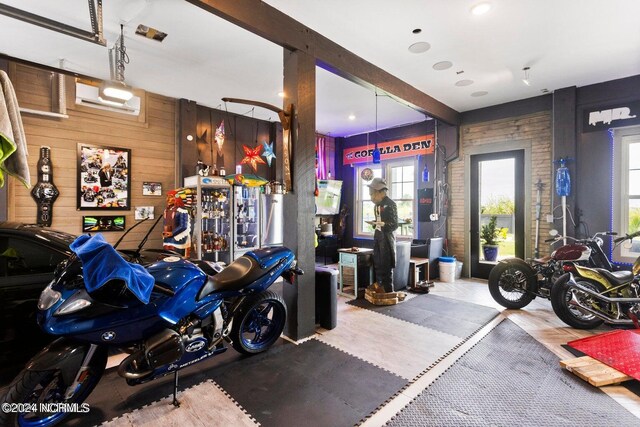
409;257;430;287
338;248;374;299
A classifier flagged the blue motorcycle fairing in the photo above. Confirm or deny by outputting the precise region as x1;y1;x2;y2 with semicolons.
246;246;294;270
191;249;295;316
146;258;207;294
152;250;294;323
39;285;171;345
127;336;227;386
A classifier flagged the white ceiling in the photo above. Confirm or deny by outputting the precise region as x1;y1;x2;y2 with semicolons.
0;0;639;137
266;0;640;113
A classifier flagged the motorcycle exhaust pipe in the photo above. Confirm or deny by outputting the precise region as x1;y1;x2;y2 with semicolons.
568;280;640;303
567;289;634;325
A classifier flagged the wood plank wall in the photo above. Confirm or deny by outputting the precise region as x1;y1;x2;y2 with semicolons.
6;62;177;249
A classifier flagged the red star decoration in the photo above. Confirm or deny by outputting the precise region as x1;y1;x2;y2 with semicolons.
240;144;267;171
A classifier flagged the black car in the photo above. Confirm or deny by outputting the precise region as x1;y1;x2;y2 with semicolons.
0;222;75;383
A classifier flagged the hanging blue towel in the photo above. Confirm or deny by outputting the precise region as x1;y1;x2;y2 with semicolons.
70;234;155;304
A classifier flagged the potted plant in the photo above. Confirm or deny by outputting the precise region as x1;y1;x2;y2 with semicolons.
481;215;506;262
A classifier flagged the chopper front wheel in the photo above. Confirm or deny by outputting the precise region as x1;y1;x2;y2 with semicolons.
230;291;287;355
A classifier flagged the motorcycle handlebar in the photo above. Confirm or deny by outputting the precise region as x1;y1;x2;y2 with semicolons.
614;230;640;243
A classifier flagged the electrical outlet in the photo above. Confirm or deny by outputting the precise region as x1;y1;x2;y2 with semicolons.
546;214;554;223
430;213;439;221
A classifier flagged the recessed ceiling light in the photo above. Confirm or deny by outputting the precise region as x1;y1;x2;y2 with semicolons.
471;2;491;15
348;114;356;120
408;42;431;54
455;79;474;87
471;91;488;97
278;91;285;97
412;28;422;34
433;61;453;71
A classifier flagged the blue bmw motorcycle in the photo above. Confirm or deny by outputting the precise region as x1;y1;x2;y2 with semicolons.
0;232;302;427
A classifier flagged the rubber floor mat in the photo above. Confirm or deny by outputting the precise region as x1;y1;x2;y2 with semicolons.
569;329;640;380
60;338;406;427
208;338;406;427
349;294;498;338
387;319;640;427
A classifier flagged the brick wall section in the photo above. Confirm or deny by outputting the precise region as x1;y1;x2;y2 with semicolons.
448;111;553;262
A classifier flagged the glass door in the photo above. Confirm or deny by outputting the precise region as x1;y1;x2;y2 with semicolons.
470;150;524;279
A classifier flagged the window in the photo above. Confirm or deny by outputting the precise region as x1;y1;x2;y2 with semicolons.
354;159;415;239
355;165;382;236
613;130;640;263
0;237;67;277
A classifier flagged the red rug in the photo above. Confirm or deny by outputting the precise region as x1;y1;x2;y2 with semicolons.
568;329;640;380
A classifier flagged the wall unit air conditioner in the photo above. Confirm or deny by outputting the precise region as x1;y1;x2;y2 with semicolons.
75;82;141;115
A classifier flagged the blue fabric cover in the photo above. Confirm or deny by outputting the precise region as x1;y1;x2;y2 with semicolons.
70;234;155;304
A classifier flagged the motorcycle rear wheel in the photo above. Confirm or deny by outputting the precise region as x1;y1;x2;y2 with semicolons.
488;262;535;309
550;278;605;329
231;290;287;355
0;357;104;427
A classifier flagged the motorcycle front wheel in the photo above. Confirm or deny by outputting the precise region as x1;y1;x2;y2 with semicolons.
488;262;535;309
550;278;605;329
0;359;104;427
230;290;287;355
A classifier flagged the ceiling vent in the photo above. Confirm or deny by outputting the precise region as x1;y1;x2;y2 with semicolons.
75;81;141;115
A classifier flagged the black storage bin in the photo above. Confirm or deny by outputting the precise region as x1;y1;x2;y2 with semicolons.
315;266;338;330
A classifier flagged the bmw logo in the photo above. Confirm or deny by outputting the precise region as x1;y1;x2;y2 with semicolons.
101;331;116;341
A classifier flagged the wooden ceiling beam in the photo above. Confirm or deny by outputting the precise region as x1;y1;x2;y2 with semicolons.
186;0;460;125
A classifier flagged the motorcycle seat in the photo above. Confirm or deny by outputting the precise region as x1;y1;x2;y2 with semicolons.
594;268;634;286
531;256;552;264
197;255;269;299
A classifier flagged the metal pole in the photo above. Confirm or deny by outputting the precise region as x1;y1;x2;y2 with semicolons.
534;179;544;258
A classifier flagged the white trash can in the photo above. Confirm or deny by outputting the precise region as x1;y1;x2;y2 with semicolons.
439;257;456;283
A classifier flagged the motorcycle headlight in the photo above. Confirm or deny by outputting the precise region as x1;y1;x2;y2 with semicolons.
55;298;92;315
54;290;92;316
38;282;61;311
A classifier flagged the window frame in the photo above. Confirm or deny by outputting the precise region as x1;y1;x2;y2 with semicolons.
353;158;417;240
613;128;640;264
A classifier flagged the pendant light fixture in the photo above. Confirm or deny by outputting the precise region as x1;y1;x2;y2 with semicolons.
372;90;381;164
99;24;133;104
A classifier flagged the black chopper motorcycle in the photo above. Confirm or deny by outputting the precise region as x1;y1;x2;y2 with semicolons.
488;231;620;309
550;230;640;329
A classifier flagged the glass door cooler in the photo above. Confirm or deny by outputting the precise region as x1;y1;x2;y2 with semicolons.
233;186;260;259
184;175;233;265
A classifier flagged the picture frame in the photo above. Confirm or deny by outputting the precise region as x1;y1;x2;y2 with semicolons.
77;143;131;210
142;181;162;196
134;206;155;220
82;215;126;232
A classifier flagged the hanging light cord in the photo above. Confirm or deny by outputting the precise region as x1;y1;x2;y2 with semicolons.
114;24;129;82
375;90;378;147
